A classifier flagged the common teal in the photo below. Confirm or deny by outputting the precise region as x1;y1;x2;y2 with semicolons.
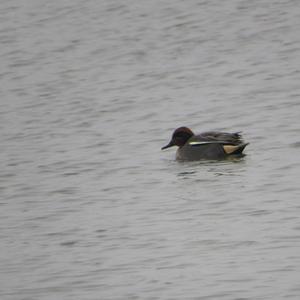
162;127;249;160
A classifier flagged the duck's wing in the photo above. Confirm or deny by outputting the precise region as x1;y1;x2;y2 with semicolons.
189;131;243;146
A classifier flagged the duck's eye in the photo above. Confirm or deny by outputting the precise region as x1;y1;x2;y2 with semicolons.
174;132;191;140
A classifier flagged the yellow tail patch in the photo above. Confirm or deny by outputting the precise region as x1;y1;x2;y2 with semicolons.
223;145;240;154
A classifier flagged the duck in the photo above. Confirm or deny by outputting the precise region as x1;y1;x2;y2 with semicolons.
161;127;249;160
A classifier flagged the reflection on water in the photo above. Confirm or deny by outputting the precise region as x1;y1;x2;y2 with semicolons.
177;155;247;179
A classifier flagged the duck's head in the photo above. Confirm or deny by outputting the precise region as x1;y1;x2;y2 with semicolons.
161;127;194;150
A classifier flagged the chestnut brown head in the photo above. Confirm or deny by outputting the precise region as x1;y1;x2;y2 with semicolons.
161;127;194;150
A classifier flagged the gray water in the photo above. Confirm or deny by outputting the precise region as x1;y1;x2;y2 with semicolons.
1;0;300;299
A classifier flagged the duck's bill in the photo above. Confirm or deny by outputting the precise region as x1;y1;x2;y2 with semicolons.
161;141;174;150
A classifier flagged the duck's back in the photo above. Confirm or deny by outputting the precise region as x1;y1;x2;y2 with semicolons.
195;131;243;145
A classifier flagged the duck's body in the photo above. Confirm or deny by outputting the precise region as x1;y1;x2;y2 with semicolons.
162;127;249;161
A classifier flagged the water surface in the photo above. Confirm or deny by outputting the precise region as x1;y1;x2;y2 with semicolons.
1;0;300;299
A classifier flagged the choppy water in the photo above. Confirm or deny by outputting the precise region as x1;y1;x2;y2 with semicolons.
1;0;300;299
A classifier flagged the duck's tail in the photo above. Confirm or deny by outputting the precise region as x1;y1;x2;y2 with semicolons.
223;143;249;155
